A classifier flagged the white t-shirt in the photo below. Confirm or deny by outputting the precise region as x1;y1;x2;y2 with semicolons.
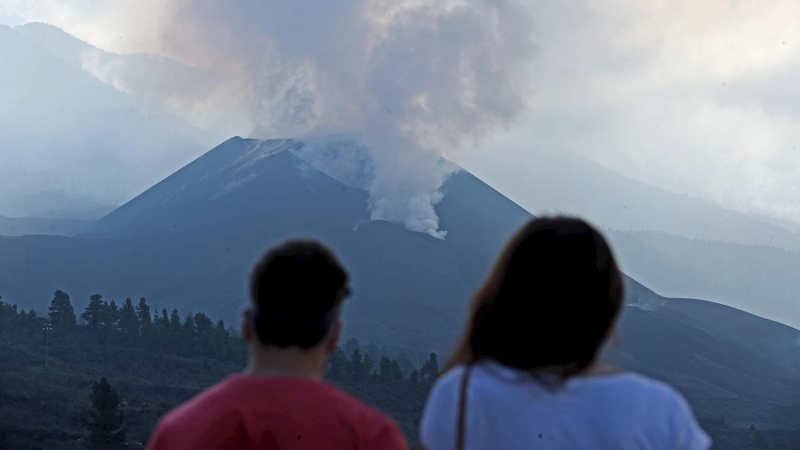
421;361;711;450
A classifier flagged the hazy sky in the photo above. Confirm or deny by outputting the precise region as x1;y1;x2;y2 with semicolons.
465;0;800;225
2;0;800;226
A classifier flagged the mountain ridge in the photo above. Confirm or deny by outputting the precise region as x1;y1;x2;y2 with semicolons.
0;136;797;429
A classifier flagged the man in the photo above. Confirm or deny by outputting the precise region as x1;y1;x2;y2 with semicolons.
148;240;407;449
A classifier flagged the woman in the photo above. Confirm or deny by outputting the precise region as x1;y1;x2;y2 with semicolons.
420;217;710;450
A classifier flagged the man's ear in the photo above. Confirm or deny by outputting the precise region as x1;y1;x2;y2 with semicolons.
242;307;254;342
325;319;342;353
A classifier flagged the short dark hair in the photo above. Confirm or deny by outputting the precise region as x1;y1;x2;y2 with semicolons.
249;240;350;349
445;217;624;377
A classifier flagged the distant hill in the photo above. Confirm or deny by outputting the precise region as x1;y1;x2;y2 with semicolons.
0;216;91;237
464;147;800;329
0;137;797;429
14;22;232;143
0;23;204;216
0;187;116;220
466;146;800;249
607;230;800;328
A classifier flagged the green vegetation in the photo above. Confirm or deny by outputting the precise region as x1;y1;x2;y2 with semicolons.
82;377;126;449
1;293;797;449
0;293;433;449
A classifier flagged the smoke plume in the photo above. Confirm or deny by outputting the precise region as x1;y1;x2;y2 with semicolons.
8;0;535;236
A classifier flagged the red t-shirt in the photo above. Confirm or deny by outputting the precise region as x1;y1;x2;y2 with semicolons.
148;375;408;450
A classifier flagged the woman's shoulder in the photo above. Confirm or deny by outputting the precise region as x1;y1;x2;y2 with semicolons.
433;363;693;408
584;371;704;431
433;364;470;390
591;371;690;402
599;372;711;448
428;361;503;396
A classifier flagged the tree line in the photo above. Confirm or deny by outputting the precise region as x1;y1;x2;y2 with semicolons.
0;292;439;448
1;293;793;449
3;290;247;364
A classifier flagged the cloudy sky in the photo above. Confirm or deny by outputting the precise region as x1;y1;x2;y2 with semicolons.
468;0;800;224
2;0;799;226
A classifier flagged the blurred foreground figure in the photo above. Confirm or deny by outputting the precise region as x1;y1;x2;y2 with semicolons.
421;217;710;450
148;240;407;450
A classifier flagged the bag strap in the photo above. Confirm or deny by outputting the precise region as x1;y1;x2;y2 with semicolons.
456;365;473;450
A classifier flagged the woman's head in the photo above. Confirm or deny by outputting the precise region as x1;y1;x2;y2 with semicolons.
445;217;624;376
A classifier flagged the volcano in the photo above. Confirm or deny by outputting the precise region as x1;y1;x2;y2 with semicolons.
0;137;798;428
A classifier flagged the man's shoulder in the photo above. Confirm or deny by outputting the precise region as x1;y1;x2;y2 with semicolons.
318;381;396;425
320;384;405;448
158;376;243;429
161;376;393;427
151;376;405;449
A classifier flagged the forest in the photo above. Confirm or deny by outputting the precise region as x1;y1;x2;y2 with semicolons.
0;292;436;449
0;292;791;449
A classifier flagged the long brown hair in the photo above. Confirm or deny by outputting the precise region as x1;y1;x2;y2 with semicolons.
444;217;624;377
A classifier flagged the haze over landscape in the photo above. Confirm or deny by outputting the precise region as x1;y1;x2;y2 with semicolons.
1;1;800;326
0;1;799;448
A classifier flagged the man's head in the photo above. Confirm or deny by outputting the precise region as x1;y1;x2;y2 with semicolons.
244;240;350;359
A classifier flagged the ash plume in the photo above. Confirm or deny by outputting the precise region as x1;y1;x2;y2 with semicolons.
10;0;536;237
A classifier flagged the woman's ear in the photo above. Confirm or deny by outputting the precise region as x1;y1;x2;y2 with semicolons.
242;307;254;342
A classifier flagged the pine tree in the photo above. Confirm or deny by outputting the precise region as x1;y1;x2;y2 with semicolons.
366;342;381;364
344;337;360;356
215;319;227;336
81;294;105;329
350;349;365;380
155;308;169;345
379;356;393;382
169;309;182;353
151;307;162;329
135;297;152;342
48;290;76;329
420;352;439;382
0;296;8;313
82;377;126;449
327;348;349;381
169;309;181;329
182;313;197;356
94;300;117;343
193;313;214;357
119;298;138;340
0;297;16;316
409;369;420;391
214;320;229;359
390;359;405;381
363;353;376;382
106;300;119;330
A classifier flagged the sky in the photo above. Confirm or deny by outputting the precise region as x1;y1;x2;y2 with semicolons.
1;0;800;227
465;0;800;225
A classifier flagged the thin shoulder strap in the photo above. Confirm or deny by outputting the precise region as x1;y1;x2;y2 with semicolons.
456;365;473;450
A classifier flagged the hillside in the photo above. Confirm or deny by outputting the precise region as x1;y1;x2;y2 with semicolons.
3;300;794;449
0;137;797;432
0;24;203;218
608;230;800;328
466;145;800;249
0;301;432;449
0;216;91;237
464;146;800;330
14;22;234;144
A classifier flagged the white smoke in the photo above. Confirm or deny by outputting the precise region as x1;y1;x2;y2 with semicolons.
296;135;457;238
6;0;535;236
